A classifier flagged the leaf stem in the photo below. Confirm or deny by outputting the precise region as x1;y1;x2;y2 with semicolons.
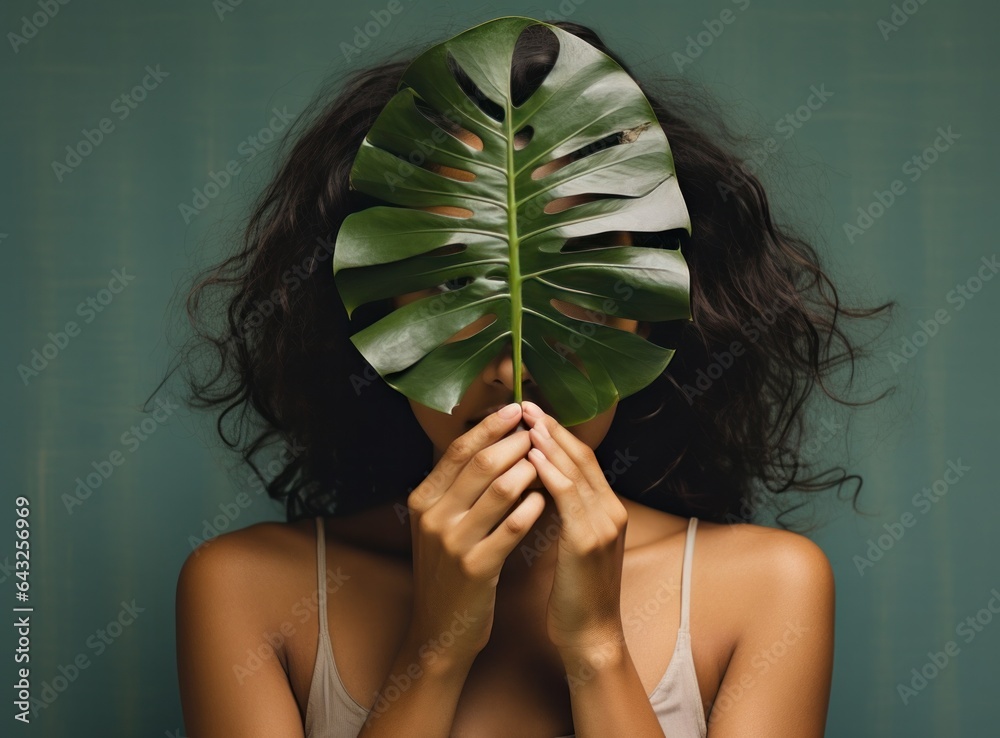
506;94;522;403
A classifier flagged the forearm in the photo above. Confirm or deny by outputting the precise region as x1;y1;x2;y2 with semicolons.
561;638;666;738
356;634;474;738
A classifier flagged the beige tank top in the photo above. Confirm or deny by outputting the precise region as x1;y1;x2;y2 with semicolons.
303;515;708;737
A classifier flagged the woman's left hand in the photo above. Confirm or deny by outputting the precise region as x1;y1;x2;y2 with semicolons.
520;400;629;656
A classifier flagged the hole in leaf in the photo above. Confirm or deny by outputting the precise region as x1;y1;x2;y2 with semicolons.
550;297;603;325
544;193;599;214
560;231;633;252
545;192;632;215
550;296;639;335
447;52;505;123
567;130;627;161
446;312;497;344
438;275;474;292
510;25;558;107
414;97;485;152
514;126;534;150
436;165;477;182
420;205;474;218
387;148;478;183
530;127;643;180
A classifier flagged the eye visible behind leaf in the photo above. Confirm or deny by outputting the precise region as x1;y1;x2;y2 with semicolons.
437;276;473;292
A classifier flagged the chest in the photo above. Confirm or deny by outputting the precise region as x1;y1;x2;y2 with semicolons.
283;540;721;734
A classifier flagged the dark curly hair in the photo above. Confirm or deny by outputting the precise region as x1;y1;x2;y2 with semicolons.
152;19;896;532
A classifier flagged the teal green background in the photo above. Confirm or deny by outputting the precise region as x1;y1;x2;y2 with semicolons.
1;0;997;736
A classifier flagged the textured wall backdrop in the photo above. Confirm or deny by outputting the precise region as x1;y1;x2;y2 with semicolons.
1;0;996;736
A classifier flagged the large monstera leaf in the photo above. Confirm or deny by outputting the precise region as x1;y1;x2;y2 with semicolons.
333;15;692;426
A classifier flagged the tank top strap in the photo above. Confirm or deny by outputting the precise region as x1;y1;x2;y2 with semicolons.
679;516;698;633
314;516;329;637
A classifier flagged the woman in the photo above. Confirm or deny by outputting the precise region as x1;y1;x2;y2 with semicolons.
172;17;893;737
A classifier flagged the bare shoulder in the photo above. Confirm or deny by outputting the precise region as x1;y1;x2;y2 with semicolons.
177;519;313;595
690;522;835;734
176;519;320;638
694;518;835;601
175;518;319;737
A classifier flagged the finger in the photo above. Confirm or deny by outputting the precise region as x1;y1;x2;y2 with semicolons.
527;415;595;504
456;457;539;547
440;429;533;514
523;401;626;526
527;446;590;537
476;489;547;564
410;403;523;511
522;402;608;492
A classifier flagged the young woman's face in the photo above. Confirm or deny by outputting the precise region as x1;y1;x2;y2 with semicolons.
393;299;647;477
389;124;651;472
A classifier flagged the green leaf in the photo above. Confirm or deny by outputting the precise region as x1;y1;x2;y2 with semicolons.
333;15;692;426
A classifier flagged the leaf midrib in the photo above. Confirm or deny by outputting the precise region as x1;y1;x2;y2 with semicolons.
505;92;523;402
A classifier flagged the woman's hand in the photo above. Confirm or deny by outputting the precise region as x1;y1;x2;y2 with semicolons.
405;403;546;670
520;400;630;656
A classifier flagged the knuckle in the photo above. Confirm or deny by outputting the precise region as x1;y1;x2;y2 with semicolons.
457;553;486;580
417;511;440;537
440;530;462;558
446;437;473;463
553;476;575;494
471;449;497;474
503;514;527;537
611;504;629;527
487;477;516;502
406;489;428;514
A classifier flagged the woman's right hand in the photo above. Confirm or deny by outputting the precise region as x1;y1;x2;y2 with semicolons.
404;402;546;670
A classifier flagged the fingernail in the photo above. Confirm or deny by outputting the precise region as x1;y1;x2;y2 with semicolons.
499;402;520;418
522;400;540;415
